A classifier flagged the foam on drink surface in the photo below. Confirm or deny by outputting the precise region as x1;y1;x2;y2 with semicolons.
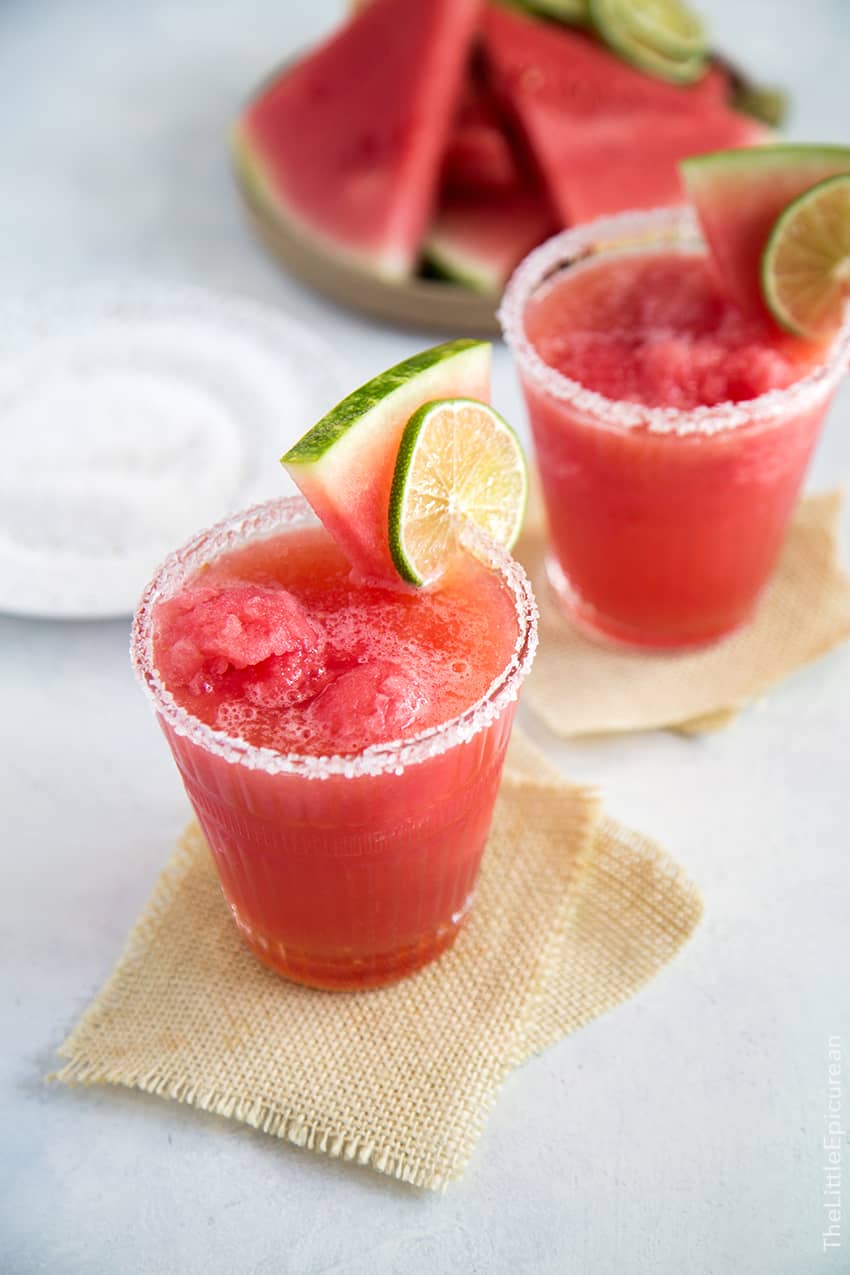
525;251;823;412
153;524;518;756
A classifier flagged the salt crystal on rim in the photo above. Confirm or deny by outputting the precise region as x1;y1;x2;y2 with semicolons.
499;205;850;438
131;496;538;782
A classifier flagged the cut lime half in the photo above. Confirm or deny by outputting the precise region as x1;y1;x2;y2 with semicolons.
762;173;850;340
389;399;528;586
589;0;707;84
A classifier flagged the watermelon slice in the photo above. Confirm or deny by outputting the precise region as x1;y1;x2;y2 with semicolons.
482;6;727;123
426;63;556;294
535;110;768;225
425;190;556;294
681;144;850;318
281;340;491;581
233;0;481;280
480;5;768;224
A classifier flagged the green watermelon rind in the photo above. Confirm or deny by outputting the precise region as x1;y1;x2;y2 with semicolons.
503;0;589;25
281;339;492;580
710;53;789;129
589;0;708;85
424;195;556;297
282;340;490;465
681;142;850;186
423;234;504;296
231;123;290;246
729;83;788;130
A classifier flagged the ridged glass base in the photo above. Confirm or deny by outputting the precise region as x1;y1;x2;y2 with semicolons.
230;895;473;990
545;552;750;652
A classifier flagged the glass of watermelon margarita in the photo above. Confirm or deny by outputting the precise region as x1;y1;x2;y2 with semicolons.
132;496;536;991
500;206;850;649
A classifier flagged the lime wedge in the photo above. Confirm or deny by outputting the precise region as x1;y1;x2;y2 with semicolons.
589;0;707;84
761;173;850;340
389;399;528;586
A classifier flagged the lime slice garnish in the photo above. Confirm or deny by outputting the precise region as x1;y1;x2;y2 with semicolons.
388;398;528;586
761;173;850;340
589;0;708;84
624;0;705;58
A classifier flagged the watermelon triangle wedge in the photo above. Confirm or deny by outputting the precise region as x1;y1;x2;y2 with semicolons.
233;0;481;281
681;144;850;318
282;340;491;581
425;189;557;295
425;67;557;294
482;4;729;123
480;5;769;225
527;109;770;225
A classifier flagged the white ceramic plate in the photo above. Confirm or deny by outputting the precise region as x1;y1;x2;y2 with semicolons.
0;287;349;619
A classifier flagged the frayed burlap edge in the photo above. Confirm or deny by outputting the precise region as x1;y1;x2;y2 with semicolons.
52;732;702;1189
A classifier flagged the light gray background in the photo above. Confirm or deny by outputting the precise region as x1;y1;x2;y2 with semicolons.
1;2;849;1272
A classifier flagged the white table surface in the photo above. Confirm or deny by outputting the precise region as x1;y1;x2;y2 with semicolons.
2;2;849;1271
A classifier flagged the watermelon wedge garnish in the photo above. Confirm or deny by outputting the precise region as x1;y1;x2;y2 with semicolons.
762;175;850;340
232;0;481;280
481;5;769;224
281;341;491;581
681;144;850;319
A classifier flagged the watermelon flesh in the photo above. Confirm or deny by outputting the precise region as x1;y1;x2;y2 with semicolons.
440;73;523;196
233;0;481;280
282;341;491;582
532;110;769;226
426;188;556;294
481;5;769;226
482;7;730;123
426;62;557;293
682;145;850;318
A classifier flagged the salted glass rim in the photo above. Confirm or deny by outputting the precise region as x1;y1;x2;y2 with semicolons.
499;205;850;438
131;495;538;780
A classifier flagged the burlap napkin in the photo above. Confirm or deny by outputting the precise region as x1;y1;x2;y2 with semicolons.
518;488;850;738
55;730;702;1189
